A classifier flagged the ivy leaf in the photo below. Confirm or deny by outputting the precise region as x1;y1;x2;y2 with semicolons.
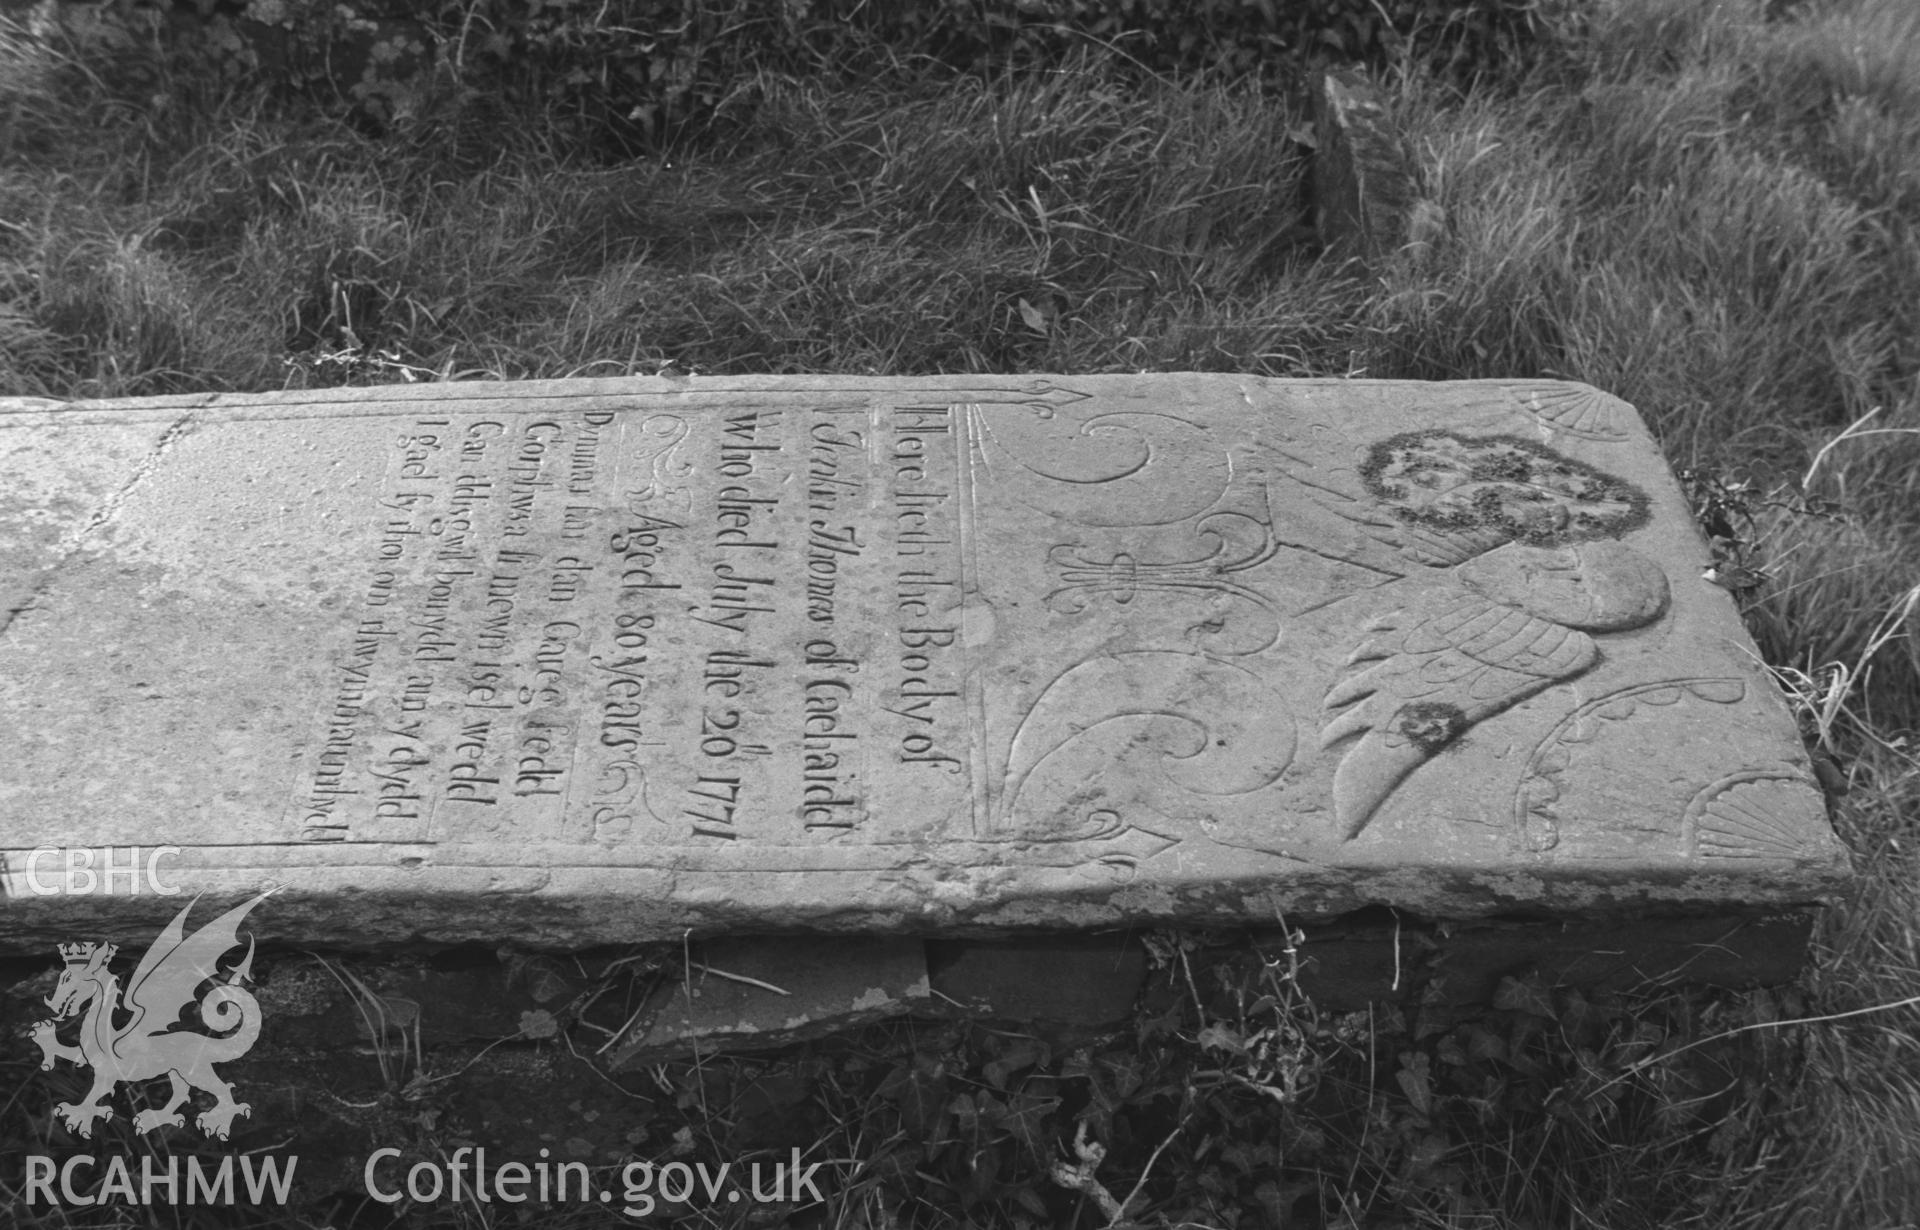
1396;1051;1434;1117
1016;296;1052;336
1197;1022;1247;1055
998;1084;1061;1166
1493;975;1558;1020
983;1037;1048;1090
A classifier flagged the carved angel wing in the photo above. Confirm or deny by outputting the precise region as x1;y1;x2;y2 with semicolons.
121;889;275;1036
1321;591;1597;840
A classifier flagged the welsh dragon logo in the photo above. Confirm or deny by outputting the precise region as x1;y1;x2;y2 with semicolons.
29;889;273;1141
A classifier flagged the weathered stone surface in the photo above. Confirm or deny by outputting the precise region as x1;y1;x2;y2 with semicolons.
1313;71;1444;268
608;937;928;1067
0;375;1848;947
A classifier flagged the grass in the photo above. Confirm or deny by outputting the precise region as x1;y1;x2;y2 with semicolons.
3;0;1919;1224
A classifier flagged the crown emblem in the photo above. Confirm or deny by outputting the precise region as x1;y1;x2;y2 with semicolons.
58;941;114;966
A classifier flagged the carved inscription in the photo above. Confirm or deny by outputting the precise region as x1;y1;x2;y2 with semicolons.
883;405;968;786
294;414;630;841
289;398;989;847
680;407;785;840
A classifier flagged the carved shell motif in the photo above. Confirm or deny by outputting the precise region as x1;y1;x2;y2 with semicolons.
1502;382;1636;442
1684;770;1831;860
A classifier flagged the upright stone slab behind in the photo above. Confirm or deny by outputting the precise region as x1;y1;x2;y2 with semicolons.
0;376;1848;946
1313;70;1442;268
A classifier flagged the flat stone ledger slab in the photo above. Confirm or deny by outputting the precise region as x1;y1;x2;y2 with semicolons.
0;376;1849;947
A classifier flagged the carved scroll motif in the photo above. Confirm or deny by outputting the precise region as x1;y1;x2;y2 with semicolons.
1000;651;1296;839
622;414;693;514
1044;510;1283;656
582;758;671;839
975;405;1293;833
968;403;1234;527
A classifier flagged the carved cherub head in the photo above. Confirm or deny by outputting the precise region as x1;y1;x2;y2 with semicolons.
1359;430;1651;549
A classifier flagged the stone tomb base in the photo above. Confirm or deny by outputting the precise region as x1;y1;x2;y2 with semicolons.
0;375;1848;950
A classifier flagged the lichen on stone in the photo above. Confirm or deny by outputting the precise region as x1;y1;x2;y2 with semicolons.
1359;430;1650;547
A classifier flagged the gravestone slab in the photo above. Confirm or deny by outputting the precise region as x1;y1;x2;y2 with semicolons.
0;376;1849;948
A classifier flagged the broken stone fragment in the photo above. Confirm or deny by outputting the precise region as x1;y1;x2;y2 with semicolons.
608;937;929;1069
926;936;1148;1027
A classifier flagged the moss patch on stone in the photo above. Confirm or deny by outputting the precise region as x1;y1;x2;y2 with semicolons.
1394;701;1470;754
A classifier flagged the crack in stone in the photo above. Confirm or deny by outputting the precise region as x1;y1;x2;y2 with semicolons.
0;412;197;640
